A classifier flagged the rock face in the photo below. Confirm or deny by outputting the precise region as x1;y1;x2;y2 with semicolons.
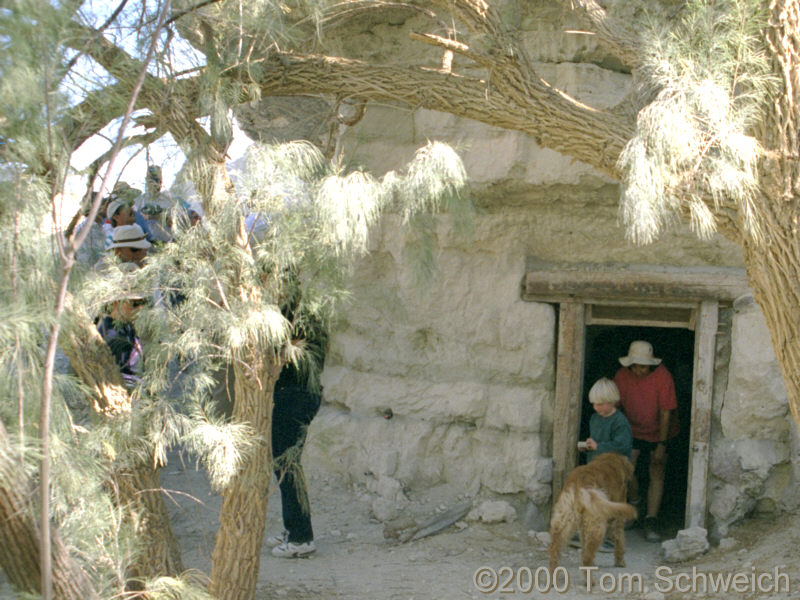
240;2;800;532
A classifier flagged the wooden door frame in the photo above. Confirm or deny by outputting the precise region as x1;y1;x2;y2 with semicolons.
523;262;739;528
549;299;718;529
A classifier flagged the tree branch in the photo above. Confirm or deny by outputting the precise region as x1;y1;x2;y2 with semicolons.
63;20;225;162
62;1;636;180
408;31;490;69
221;52;633;177
562;0;642;68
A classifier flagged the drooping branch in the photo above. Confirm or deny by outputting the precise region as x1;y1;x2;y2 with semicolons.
61;82;133;152
560;0;642;68
0;424;98;599
63;20;225;163
218;52;633;176
62;1;636;179
762;0;800;204
60;296;130;416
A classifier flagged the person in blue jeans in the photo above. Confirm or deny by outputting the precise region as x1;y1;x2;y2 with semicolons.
266;373;322;558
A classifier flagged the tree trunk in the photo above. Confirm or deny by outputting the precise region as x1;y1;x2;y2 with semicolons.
746;0;800;424
209;354;279;600
61;296;129;416
59;299;184;583
0;425;98;599
115;463;184;589
742;235;800;423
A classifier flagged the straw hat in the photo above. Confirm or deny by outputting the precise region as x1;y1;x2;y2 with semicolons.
100;262;147;306
108;224;152;250
618;340;662;367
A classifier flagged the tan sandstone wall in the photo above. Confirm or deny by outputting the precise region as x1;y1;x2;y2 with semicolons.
287;1;799;529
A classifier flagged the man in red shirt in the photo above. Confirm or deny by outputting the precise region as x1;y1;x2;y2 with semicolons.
613;340;678;542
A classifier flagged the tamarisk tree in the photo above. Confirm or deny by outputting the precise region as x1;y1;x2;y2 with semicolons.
5;0;800;598
169;0;800;424
2;1;470;598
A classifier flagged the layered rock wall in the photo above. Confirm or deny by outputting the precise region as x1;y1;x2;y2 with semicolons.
258;1;800;529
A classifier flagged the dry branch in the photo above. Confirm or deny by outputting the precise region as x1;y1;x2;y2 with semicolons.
563;0;642;67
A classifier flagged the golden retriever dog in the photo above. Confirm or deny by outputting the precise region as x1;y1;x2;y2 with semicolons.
548;452;637;572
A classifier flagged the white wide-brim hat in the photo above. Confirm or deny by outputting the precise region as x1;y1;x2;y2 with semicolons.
106;198;125;220
99;263;146;305
619;340;662;367
108;224;152;250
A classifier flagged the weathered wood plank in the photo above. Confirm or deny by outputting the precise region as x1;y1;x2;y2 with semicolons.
685;300;718;529
523;262;750;303
551;302;586;502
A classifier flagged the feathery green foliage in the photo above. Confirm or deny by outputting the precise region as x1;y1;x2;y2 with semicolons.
143;573;216;600
0;1;188;594
2;0;473;593
618;0;775;244
81;138;471;460
133;137;471;490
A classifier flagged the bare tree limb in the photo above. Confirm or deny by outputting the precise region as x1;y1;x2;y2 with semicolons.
220;52;633;176
408;31;489;68
62;1;636;179
562;0;642;68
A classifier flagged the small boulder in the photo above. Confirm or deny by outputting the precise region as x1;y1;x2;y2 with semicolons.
468;500;517;523
662;527;710;563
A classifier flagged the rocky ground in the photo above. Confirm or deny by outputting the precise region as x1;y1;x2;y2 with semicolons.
163;453;800;600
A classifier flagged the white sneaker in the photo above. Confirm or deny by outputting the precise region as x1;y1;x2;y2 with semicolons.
265;530;288;548
271;540;316;558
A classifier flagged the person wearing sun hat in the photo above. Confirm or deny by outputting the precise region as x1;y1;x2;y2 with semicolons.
107;224;152;267
613;340;678;543
103;182;152;248
96;262;147;388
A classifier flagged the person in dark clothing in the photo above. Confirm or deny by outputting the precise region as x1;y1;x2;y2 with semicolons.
266;370;322;558
96;282;147;388
266;280;328;558
211;352;323;559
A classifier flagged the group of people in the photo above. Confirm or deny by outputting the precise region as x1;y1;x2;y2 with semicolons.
82;167;320;559
579;340;678;544
77;166;206;268
84;166;679;561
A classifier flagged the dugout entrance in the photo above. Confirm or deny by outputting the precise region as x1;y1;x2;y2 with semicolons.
522;260;751;530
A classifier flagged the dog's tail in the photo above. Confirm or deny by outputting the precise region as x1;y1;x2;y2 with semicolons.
578;488;637;522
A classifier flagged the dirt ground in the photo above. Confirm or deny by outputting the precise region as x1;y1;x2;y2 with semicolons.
163;453;800;600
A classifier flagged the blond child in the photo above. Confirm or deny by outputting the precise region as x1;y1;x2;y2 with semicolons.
580;377;632;463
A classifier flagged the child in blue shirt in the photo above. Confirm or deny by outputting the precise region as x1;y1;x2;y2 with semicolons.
571;378;634;552
581;377;633;462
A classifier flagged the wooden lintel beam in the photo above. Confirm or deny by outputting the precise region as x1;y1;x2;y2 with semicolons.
523;263;750;303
